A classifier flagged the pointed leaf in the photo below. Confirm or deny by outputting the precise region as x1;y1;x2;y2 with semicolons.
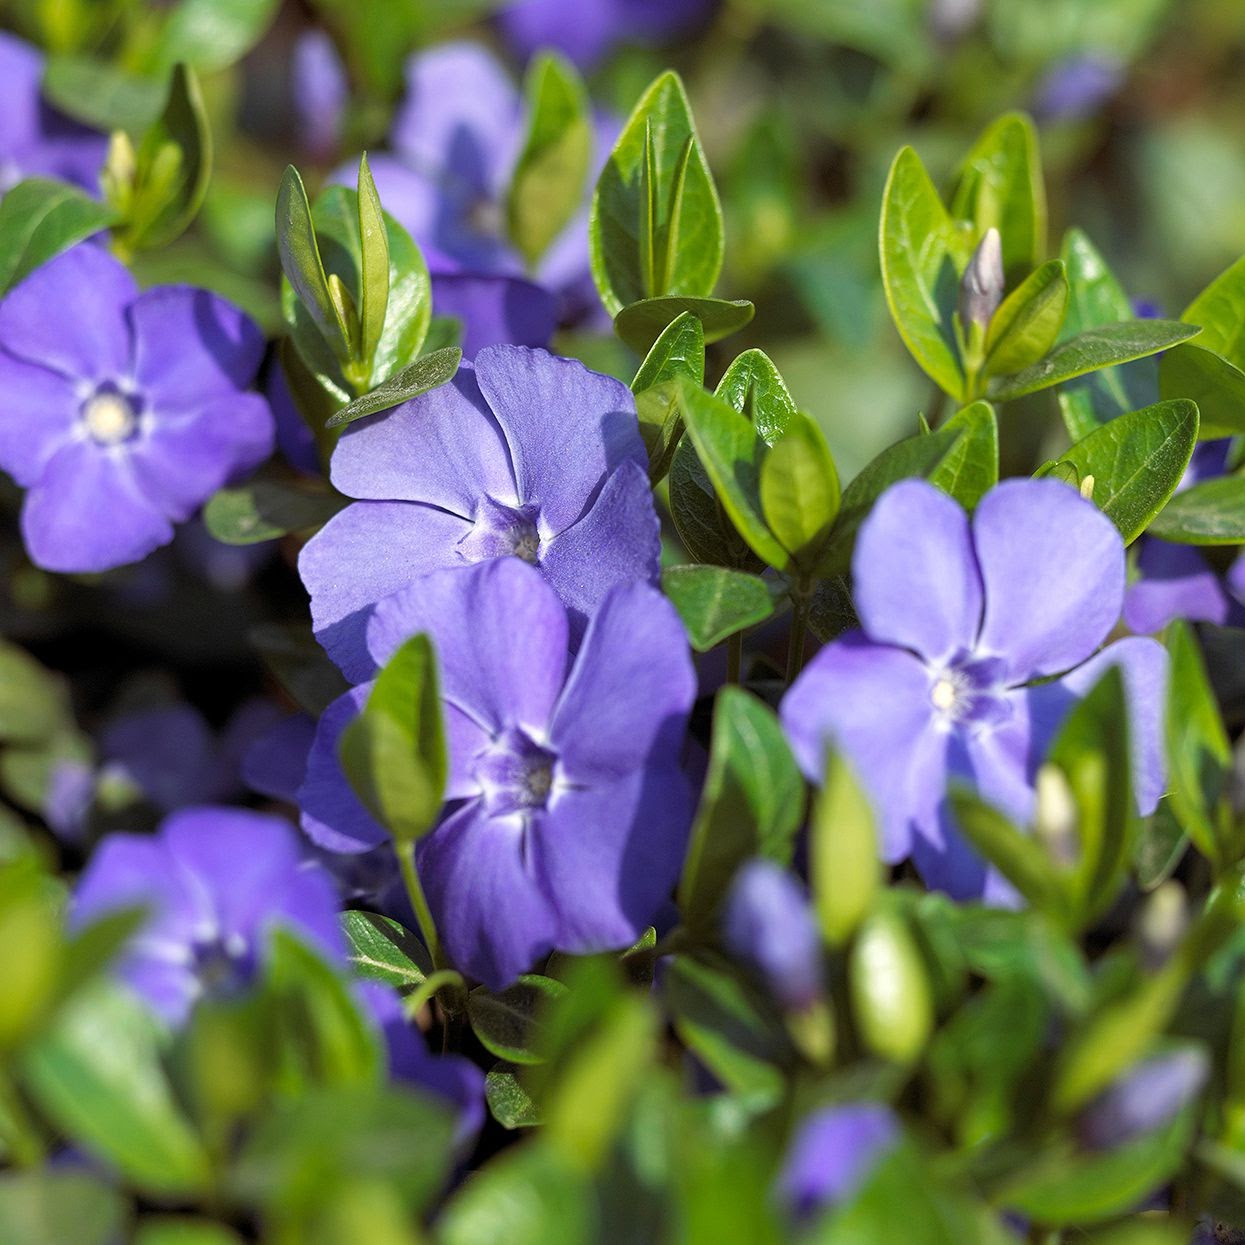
661;564;775;651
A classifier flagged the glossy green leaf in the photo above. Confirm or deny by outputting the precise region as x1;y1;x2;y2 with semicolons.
20;983;211;1196
42;56;167;132
1148;475;1245;544
0;179;115;295
1159;342;1245;439
668;436;759;569
715;348;799;445
507;53;591;267
484;1064;542;1129
1134;801;1187;892
879;146;965;397
660;564;775;651
151;0;281;76
591;71;723;315
277;165;348;359
203;475;345;544
811;750;880;947
949;113;1046;281
631;311;704;482
355;154;390;371
982;258;1068;376
989;320;1200;401
339;633;447;845
678;687;804;932
340;911;432;989
758;412;841;571
324;347;462;429
0;1171;127;1245
1050;399;1199;544
468;976;566;1066
614;295;753;355
1183;251;1245;372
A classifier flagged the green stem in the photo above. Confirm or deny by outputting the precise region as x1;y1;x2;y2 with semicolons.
726;632;743;684
786;577;812;684
0;1064;44;1167
404;969;466;1021
395;839;443;971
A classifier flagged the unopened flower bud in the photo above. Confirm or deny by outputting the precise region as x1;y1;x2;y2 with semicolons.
929;0;982;42
958;227;1004;330
1034;764;1078;867
1137;880;1188;970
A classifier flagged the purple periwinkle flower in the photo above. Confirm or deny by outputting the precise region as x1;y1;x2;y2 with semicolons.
300;558;696;989
498;0;714;70
723;860;824;1012
0;245;274;573
781;479;1168;901
0;33;106;196
777;1104;900;1221
1077;1047;1209;1151
291;29;349;162
299;344;658;683
1034;54;1123;122
71;807;343;1025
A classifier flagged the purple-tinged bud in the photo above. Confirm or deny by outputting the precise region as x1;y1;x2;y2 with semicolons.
1077;1047;1208;1151
928;0;982;42
1034;54;1123;123
777;1104;900;1221
958;227;1004;330
723;860;824;1012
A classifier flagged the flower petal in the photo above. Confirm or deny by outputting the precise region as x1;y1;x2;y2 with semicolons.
1124;540;1229;634
974;478;1124;680
0;352;81;486
853;479;983;664
431;272;556;357
781;633;947;862
299;500;473;683
474;345;646;534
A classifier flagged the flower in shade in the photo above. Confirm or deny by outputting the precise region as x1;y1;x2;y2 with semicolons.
498;0;714;70
0;244;273;573
291;28;349;162
299;344;658;683
777;1104;900;1221
1033;54;1123;122
71;807;343;1025
1077;1046;1209;1151
357;982;485;1149
300;558;696;989
723;860;823;1012
781;479;1167;901
0;33;107;195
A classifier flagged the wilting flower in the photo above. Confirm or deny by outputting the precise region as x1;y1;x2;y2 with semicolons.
71;807;342;1025
300;558;695;988
1077;1046;1208;1150
782;479;1167;900
0;245;273;573
723;860;824;1012
777;1104;900;1221
498;0;714;70
299;344;658;682
0;33;107;195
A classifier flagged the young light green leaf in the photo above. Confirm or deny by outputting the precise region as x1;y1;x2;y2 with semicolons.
1182;251;1245;372
1158;342;1245;439
850;902;934;1065
989;320;1200;401
1148;475;1245;544
812;751;880;947
982;258;1069;377
0;180;115;295
484;1064;542;1129
150;0;282;74
276;165;349;359
507;52;592;267
203;475;345;544
339;633;447;845
324;347;462;429
631;311;704;482
758;412;841;572
591;71;723;315
879;146;966;398
714;347;798;444
0;1171;127;1245
42;56;167;133
614;295;752;355
356;153;390;371
661;564;775;651
1050;399;1199;544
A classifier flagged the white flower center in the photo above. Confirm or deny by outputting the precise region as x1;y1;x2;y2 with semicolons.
83;392;137;445
930;677;959;712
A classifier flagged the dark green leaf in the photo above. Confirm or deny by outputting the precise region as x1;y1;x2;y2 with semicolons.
1051;399;1199;544
484;1064;542;1129
276;165;347;359
467;975;566;1066
661;564;775;651
989;321;1200;401
203;475;345;544
1148;475;1245;544
341;911;432;989
678;687;804;931
0;180;114;295
614;295;752;355
324;347;462;429
669;435;759;569
1159;342;1245;439
982;259;1068;377
0;1171;127;1245
249;622;349;717
631;311;703;483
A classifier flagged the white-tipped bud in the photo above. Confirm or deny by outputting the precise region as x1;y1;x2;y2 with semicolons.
1137;880;1188;970
1034;763;1078;867
958;227;1004;331
1079;474;1096;501
929;0;982;42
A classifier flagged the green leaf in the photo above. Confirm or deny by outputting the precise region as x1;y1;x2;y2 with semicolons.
467;975;566;1066
614;295;753;355
981;258;1068;377
484;1064;542;1129
1182;251;1245;372
1134;801;1187;892
590;71;723;316
339;634;447;846
678;380;790;569
133;1220;244;1245
0;1171;127;1245
631;311;704;483
42;56;167;132
669;436;760;569
0;641;67;744
355;154;390;372
150;0;281;75
819;401;998;575
341;911;432;989
249;622;349;718
20;983;211;1196
678;687;804;932
202;475;345;544
507;53;591;267
660;564;775;651
879;146;965;397
811;750;880;947
0;180;115;295
324;347;462;429
758;411;841;571
122;64;212;252
714;347;798;444
1158;342;1245;439
276;165;348;359
989;321;1200;401
1148;475;1245;544
949;113;1046;281
1050;399;1199;544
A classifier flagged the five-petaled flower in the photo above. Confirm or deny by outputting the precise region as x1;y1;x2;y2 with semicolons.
781;478;1168;901
299;343;659;683
0;245;274;573
299;558;695;989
